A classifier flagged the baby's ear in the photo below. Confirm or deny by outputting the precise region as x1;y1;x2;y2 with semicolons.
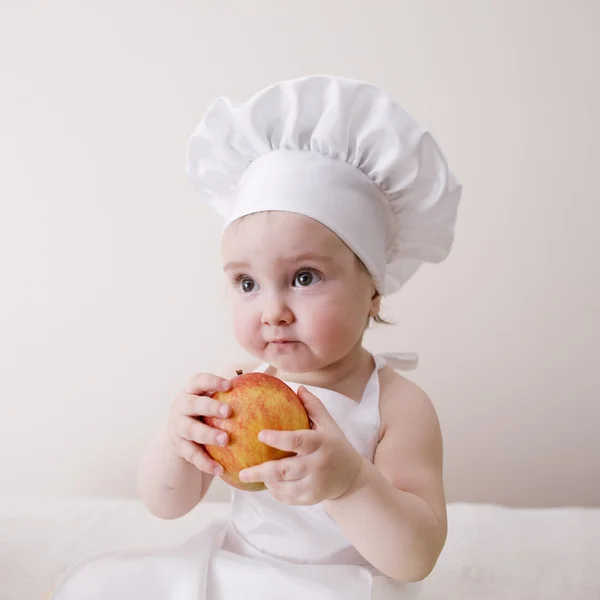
369;291;382;318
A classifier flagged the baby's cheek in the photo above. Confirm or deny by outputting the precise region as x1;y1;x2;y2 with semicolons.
309;305;355;347
232;306;261;352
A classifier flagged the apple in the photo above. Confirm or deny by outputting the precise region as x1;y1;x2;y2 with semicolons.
203;371;310;492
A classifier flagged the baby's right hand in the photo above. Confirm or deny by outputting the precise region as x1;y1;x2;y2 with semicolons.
167;373;231;476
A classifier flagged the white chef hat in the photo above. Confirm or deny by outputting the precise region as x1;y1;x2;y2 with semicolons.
185;75;461;296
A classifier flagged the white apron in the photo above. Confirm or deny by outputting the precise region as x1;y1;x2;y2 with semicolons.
49;353;422;600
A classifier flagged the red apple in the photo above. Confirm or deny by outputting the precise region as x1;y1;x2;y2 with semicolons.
203;371;310;492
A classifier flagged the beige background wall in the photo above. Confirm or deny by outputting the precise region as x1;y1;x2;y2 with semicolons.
1;1;598;507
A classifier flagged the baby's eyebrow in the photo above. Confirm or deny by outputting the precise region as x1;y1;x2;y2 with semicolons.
284;252;334;264
223;260;250;271
223;253;333;272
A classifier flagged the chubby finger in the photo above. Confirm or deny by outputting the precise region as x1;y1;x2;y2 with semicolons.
178;438;223;475
239;457;306;484
257;428;320;455
177;392;231;418
185;373;231;396
296;386;334;428
178;415;229;447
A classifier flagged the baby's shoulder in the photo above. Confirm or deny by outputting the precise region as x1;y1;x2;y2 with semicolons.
377;365;440;437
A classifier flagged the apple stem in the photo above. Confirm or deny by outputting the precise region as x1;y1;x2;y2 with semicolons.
236;370;243;376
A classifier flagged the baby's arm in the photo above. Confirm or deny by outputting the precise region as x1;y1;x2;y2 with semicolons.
137;424;208;519
137;362;258;519
323;367;447;582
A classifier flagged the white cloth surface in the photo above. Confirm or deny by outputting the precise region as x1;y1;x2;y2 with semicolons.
2;496;600;600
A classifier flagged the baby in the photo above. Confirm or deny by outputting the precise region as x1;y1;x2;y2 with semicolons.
50;75;461;600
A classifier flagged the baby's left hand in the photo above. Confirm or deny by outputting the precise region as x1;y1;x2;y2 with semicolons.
239;386;363;505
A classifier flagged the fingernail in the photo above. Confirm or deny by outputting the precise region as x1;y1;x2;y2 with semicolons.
219;404;229;417
216;433;228;446
214;465;223;476
221;380;231;390
258;430;267;442
239;470;249;481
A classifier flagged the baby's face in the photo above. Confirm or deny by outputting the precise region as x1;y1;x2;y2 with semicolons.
221;211;376;374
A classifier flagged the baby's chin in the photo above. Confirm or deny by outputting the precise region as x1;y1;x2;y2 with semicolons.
243;343;310;373
264;350;335;376
241;340;338;374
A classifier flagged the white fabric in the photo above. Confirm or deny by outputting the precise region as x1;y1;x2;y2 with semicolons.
222;356;388;566
185;75;462;295
3;498;600;600
44;355;421;600
378;351;419;371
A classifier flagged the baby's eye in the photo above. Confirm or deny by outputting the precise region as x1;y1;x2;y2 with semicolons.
239;277;260;293
294;269;322;287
